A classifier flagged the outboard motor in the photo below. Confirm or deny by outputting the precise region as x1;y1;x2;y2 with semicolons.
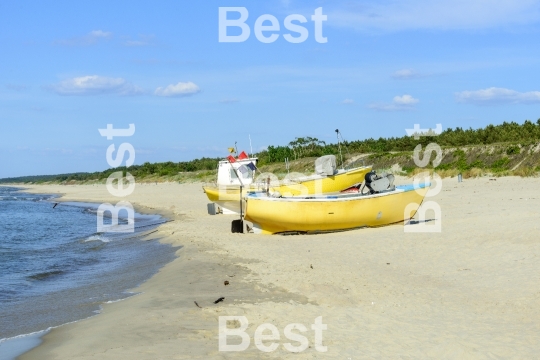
364;171;395;194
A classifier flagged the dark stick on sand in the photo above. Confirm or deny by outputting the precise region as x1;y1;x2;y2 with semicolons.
194;301;202;308
53;203;58;209
214;297;225;304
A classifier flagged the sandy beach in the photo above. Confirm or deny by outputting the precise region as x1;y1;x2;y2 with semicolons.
16;176;540;359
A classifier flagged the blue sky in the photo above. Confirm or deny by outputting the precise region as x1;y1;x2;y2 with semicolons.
2;0;540;178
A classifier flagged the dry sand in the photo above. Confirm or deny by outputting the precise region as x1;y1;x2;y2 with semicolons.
16;176;540;359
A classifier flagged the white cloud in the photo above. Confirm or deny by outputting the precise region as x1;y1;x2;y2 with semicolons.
329;0;540;32
341;99;355;105
369;94;419;111
393;94;419;105
392;69;424;79
43;147;74;154
50;75;143;96
125;40;147;46
393;69;415;79
456;87;540;105
124;35;155;47
154;82;201;97
89;30;111;38
54;30;112;46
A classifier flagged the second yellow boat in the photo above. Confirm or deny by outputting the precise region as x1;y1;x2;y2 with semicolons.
203;155;372;214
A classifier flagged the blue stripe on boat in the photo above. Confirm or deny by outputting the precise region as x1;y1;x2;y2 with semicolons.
396;182;431;191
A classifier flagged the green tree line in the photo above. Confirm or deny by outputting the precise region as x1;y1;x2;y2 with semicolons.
1;119;539;183
259;119;540;163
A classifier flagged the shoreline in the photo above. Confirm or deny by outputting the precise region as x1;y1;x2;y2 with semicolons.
0;185;178;359
16;182;266;359
6;178;540;358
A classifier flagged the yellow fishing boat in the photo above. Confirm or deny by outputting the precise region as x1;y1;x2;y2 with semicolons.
203;154;372;214
274;165;372;196
203;185;247;214
202;155;259;214
244;180;430;234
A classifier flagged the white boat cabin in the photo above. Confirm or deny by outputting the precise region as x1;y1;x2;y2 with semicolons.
216;157;258;186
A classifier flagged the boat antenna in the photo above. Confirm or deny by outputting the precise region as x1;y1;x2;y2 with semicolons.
335;129;344;169
234;141;238;156
336;130;353;167
249;134;253;158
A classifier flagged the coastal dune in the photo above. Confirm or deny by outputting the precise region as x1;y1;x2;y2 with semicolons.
19;177;540;359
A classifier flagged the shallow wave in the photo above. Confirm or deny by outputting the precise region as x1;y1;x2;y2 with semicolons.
84;235;111;243
1;188;176;342
0;327;51;344
27;270;64;281
0;195;55;202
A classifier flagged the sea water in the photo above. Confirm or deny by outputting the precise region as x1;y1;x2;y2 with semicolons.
0;186;179;358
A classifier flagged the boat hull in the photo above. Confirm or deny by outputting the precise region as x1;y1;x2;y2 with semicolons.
276;166;372;196
244;185;429;234
203;166;372;214
202;185;247;214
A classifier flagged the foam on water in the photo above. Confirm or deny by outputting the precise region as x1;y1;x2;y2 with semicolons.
0;329;49;360
84;234;111;243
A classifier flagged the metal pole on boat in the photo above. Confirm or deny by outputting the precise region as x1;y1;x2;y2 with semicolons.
240;184;243;218
228;157;245;233
336;129;344;169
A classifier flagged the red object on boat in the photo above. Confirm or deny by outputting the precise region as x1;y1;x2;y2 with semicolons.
238;151;249;160
340;183;361;193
